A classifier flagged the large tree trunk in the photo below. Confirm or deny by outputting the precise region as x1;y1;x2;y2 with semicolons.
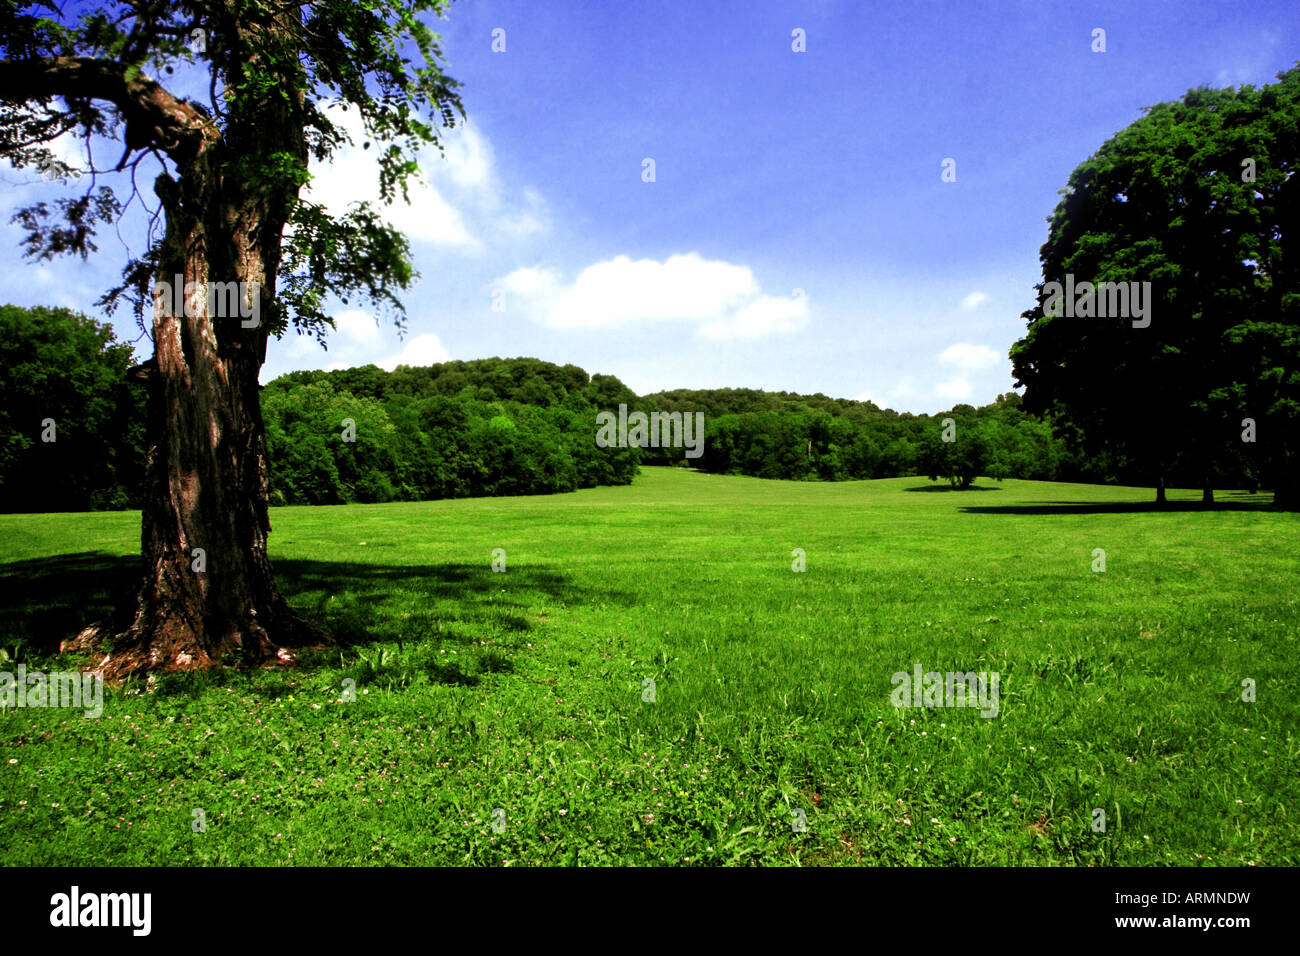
64;51;329;679
1202;476;1214;505
67;193;328;677
1155;474;1167;505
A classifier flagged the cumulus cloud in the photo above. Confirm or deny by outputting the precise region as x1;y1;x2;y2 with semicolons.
699;291;807;340
303;108;473;246
960;291;991;310
332;309;383;345
497;252;808;340
500;265;561;296
551;254;755;327
303;108;547;248
377;332;451;371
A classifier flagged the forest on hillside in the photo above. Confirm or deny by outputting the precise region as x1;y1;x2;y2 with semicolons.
0;304;1262;512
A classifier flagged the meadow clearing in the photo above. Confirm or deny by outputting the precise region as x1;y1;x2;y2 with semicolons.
0;467;1296;865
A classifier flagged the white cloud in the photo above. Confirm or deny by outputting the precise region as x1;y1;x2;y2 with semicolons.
500;252;808;340
269;315;449;376
303;106;472;246
377;332;451;371
500;265;560;296
699;291;808;340
960;291;991;310
938;343;1001;370
303;109;548;249
332;309;383;345
442;130;548;237
553;254;755;327
282;328;325;361
0;117;87;182
935;377;972;400
441;123;494;192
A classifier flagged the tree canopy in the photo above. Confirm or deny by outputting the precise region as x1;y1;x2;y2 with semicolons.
1;0;463;335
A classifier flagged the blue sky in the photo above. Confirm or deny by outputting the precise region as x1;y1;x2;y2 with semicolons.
3;0;1297;412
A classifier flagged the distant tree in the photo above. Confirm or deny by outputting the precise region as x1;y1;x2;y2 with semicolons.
0;304;145;511
920;417;991;489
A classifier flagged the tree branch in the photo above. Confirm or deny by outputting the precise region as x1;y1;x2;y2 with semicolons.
0;56;219;167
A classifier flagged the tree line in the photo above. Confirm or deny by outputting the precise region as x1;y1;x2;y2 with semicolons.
0;316;647;511
0;303;1282;511
261;360;639;503
4;302;1227;513
641;388;1080;486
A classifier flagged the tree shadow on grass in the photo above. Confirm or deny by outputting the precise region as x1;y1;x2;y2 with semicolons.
0;551;135;657
0;552;632;667
958;498;1276;515
904;484;1003;492
273;557;634;650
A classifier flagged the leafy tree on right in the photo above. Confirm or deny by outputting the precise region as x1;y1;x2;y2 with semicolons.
1011;66;1300;507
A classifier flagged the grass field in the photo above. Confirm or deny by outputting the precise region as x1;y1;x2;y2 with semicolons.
1;467;1297;865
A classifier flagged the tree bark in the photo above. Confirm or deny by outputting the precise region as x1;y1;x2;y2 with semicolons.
1155;474;1167;505
1202;476;1214;505
67;171;328;678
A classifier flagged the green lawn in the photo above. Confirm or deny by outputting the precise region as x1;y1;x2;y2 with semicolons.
0;468;1296;865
